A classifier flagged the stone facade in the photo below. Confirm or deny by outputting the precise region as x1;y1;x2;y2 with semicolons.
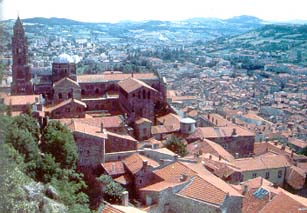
52;62;77;82
105;132;137;153
74;131;105;167
53;78;81;104
11;17;33;95
46;99;86;119
134;118;152;141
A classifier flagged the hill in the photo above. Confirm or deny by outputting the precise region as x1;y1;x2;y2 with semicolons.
206;24;307;66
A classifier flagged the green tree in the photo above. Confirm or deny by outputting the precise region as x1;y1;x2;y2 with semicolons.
165;135;188;157
12;114;40;141
51;170;89;211
0;144;36;212
97;175;125;204
6;127;41;164
41;121;77;169
36;153;60;183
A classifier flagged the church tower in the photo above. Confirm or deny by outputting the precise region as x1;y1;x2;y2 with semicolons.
11;16;33;95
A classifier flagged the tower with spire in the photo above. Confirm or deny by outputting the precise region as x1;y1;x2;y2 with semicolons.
11;16;33;95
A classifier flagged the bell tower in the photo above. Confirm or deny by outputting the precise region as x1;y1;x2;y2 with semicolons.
11;16;33;95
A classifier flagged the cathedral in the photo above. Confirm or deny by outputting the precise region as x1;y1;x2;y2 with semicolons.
10;17;167;123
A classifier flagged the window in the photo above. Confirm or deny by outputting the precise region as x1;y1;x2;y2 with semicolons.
66;108;70;113
95;88;99;94
58;93;62;99
265;172;270;179
278;170;283;178
252;173;257;178
68;92;72;99
143;90;146;99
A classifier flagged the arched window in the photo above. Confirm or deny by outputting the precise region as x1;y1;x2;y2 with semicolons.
81;89;85;95
138;91;141;99
68;92;72;99
95;88;99;94
143;90;146;99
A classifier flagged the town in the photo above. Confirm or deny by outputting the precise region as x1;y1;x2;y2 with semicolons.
1;16;307;212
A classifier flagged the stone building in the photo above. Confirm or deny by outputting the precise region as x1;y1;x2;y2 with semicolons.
11;17;33;95
187;126;255;158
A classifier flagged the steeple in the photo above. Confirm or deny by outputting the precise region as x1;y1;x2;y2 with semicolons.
11;16;33;95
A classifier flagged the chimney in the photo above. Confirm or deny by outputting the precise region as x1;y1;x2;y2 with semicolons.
180;174;188;182
101;122;104;133
274;141;278;146
260;177;263;186
232;128;237;136
131;72;134;78
209;155;212;160
265;137;269;143
174;154;178;161
242;184;248;195
219;155;222;161
142;160;148;170
291;150;294;158
281;145;286;150
121;191;129;207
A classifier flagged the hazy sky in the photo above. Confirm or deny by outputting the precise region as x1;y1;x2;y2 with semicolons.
1;0;307;22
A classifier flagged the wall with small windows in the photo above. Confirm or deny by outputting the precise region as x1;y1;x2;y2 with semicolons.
241;167;287;186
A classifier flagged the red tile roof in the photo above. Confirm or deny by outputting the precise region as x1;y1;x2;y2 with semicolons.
101;203;124;213
57;116;124;129
53;77;80;87
178;175;227;205
66;120;107;139
285;166;306;190
188;126;254;141
123;153;159;174
101;161;125;176
288;138;307;149
259;192;307;213
118;77;158;94
154;161;197;183
78;73;158;83
232;155;291;172
4;95;40;106
187;139;234;162
45;98;86;112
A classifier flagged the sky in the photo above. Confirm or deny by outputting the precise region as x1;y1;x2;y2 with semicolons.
1;0;307;23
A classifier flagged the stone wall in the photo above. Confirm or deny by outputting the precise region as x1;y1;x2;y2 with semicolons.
74;132;105;166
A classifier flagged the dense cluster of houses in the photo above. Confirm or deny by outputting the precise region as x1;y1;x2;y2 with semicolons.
2;17;307;213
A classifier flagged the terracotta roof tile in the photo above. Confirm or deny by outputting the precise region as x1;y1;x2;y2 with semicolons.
53;77;80;87
118;77;158;94
285;166;306;190
101;203;124;213
66;120;107;139
188;126;254;141
178;175;226;205
259;192;307;213
187;139;234;162
57;116;124;129
45;98;86;112
232;155;291;172
101;161;125;176
123;153;159;174
154;161;197;183
4;95;40;106
78;73;158;83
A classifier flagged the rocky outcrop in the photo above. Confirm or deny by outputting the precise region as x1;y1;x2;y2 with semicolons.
22;182;67;213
